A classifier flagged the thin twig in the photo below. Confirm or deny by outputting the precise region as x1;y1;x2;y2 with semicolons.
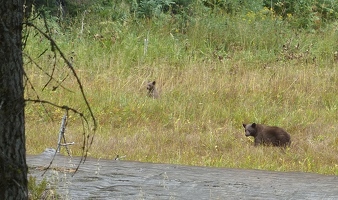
24;53;73;92
24;22;96;131
25;99;89;123
24;16;97;176
23;72;53;121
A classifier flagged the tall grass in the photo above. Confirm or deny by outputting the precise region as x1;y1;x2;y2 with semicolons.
24;4;338;175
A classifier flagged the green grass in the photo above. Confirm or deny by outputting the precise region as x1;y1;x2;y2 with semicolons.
24;6;338;175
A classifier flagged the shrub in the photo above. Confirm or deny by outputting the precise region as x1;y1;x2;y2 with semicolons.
28;176;57;200
127;0;193;18
264;0;338;29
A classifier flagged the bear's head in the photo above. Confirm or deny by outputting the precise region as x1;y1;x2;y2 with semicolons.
243;123;258;137
147;81;156;93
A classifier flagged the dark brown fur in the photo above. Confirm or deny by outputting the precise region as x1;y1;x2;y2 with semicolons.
147;81;159;99
242;123;291;147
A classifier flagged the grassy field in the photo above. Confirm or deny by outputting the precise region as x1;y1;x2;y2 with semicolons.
24;3;338;175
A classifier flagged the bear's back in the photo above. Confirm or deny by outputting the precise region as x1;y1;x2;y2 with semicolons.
257;124;291;147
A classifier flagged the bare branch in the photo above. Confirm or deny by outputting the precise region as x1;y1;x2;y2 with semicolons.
23;53;73;93
24;22;97;132
23;13;97;176
23;71;53;121
25;99;89;124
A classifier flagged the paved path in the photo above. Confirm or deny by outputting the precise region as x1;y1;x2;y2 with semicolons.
27;149;338;199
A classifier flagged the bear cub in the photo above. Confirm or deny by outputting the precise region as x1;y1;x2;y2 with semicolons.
147;81;159;99
242;123;291;147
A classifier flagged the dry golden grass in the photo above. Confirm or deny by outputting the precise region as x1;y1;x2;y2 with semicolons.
25;59;338;175
24;10;338;175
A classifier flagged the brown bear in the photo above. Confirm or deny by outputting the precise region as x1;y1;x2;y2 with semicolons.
146;81;159;99
242;123;291;147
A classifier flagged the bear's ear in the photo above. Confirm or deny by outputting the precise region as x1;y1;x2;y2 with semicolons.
152;81;156;85
252;123;256;128
242;124;246;128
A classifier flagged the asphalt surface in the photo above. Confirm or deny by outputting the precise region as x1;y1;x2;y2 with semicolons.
27;149;338;199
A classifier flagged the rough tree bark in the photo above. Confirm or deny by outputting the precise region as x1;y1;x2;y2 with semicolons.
0;0;29;199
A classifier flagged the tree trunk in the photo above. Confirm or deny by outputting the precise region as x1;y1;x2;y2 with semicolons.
0;0;28;199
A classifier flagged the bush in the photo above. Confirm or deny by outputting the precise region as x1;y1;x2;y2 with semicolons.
127;0;193;18
201;0;263;14
264;0;338;29
28;176;57;200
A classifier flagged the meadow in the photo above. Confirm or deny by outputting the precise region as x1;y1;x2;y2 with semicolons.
24;1;338;175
